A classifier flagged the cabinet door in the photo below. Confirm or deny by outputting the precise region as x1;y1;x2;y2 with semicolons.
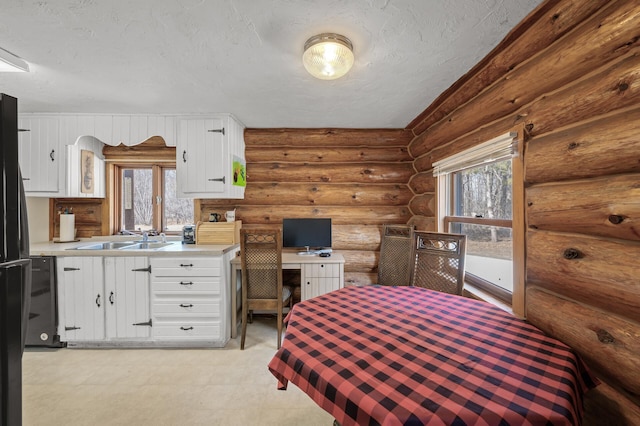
177;117;227;197
302;277;341;300
104;257;151;339
18;117;60;193
57;257;105;341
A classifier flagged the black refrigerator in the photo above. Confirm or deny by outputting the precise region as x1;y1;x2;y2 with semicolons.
0;94;32;426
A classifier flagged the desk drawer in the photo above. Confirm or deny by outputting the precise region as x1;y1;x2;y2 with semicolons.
304;263;340;278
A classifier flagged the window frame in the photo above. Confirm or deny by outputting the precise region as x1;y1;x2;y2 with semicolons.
435;127;525;316
112;162;192;235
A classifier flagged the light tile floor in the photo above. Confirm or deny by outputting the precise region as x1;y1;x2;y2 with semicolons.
23;317;334;426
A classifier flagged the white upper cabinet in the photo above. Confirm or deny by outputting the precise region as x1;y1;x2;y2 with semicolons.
177;114;246;199
65;136;106;198
18;113;244;199
18;116;60;193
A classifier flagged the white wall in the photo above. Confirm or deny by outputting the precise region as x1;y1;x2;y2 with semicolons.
26;197;49;242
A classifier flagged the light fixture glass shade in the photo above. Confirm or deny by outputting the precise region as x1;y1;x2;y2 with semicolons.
0;47;29;72
303;33;354;80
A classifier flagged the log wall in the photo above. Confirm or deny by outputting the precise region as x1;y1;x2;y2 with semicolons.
406;0;640;423
199;128;414;286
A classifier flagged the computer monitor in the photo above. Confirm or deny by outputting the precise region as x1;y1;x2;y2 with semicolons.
282;218;332;253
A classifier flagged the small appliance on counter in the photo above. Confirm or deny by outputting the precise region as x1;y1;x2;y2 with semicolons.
182;225;196;244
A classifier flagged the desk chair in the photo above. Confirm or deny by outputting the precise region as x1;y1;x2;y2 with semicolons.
240;228;292;350
411;231;467;295
377;224;415;286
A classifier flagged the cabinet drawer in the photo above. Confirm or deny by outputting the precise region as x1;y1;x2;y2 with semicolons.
152;292;218;304
153;303;220;315
304;263;341;278
151;257;221;276
151;276;221;293
153;323;220;339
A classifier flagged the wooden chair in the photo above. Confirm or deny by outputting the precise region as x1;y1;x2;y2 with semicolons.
411;231;467;295
377;224;415;286
240;228;292;350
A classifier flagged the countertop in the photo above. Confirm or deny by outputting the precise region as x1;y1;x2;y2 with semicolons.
30;237;240;257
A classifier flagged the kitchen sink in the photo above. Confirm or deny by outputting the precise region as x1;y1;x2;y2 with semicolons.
67;240;170;250
69;241;139;250
121;242;174;250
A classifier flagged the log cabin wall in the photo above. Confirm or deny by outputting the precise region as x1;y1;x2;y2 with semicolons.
199;128;414;286
406;0;640;423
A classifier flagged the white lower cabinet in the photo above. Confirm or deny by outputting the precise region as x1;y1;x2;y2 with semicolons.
151;254;231;346
301;263;344;300
103;257;151;340
57;257;105;343
57;251;233;347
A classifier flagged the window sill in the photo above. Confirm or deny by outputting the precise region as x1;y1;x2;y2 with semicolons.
463;284;520;318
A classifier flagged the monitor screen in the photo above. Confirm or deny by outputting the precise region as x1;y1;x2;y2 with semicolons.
282;218;332;249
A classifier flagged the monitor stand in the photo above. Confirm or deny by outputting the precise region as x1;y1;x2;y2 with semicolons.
297;246;316;256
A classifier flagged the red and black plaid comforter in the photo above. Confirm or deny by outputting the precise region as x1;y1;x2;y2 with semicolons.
268;286;597;426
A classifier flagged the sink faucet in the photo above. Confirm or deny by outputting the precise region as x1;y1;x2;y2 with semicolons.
160;233;166;243
142;232;149;242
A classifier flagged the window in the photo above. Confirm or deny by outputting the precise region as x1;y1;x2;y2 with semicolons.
116;164;193;234
434;131;524;309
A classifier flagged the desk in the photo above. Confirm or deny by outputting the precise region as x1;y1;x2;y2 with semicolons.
268;286;597;426
229;252;345;339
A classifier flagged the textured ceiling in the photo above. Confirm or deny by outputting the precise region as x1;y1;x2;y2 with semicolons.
0;0;542;128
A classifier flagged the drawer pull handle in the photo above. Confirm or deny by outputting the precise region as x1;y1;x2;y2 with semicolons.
180;326;194;331
96;294;101;308
180;304;194;308
109;291;114;305
180;281;193;286
180;263;194;267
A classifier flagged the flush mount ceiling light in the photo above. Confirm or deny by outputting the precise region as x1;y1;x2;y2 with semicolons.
303;33;354;80
0;47;29;72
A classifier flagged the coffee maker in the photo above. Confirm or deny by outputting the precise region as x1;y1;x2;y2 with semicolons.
182;225;195;244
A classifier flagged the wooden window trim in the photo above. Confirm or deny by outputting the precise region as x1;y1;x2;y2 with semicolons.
436;125;526;317
112;162;183;235
444;216;512;229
